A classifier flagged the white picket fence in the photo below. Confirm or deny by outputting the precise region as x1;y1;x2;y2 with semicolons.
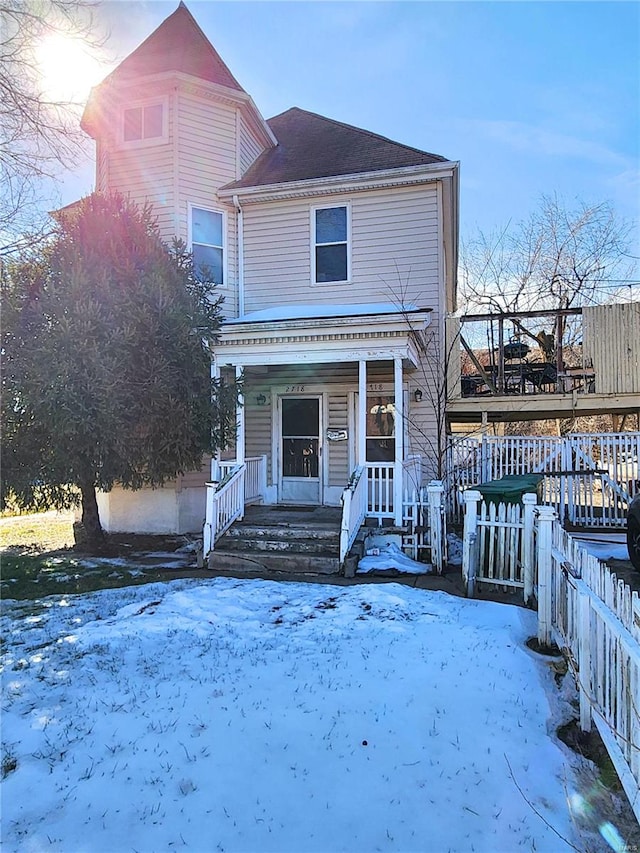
461;491;537;602
462;496;640;821
402;481;446;574
447;432;639;528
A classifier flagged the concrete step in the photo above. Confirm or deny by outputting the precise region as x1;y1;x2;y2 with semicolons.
218;534;338;556
207;549;340;575
223;524;339;542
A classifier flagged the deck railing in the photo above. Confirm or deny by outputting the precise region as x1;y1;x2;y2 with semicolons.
446;432;639;527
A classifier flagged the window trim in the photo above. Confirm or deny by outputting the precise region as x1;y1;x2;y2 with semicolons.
118;96;169;149
188;202;228;288
310;202;351;285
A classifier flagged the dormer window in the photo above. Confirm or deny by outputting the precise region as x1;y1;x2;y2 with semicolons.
119;98;168;147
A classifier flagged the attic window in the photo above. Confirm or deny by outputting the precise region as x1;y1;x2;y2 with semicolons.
313;204;350;283
121;102;166;144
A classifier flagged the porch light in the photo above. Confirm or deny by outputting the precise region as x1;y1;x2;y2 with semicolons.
414;388;423;403
256;394;267;406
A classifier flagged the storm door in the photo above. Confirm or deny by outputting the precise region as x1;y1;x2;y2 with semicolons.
279;397;322;504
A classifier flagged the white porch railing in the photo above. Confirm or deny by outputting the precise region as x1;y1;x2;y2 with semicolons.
220;456;267;505
339;466;367;565
203;466;245;557
367;457;425;523
367;463;394;521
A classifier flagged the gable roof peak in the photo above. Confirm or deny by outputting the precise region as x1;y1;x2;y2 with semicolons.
101;1;245;92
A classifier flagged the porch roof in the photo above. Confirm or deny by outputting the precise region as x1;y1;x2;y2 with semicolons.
215;304;432;369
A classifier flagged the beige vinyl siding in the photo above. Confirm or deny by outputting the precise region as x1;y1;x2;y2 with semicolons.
175;92;237;218
108;148;176;239
177;457;211;490
96;144;109;193
174;91;239;317
242;184;440;315
238;113;265;175
244;396;273;482
327;394;349;486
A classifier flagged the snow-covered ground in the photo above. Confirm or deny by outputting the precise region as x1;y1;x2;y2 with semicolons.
570;532;630;563
0;577;629;852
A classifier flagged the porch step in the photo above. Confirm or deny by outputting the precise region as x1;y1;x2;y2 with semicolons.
207;505;342;575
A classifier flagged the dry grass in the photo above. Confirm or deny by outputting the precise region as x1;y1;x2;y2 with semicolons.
0;510;76;554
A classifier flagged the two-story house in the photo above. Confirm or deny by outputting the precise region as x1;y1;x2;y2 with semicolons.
80;2;459;544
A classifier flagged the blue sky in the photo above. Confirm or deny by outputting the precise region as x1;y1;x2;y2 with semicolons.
62;1;639;247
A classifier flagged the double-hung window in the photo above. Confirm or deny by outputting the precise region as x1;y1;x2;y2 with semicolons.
313;204;350;283
190;206;225;285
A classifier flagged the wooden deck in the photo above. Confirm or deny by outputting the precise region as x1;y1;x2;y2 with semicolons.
446;304;640;424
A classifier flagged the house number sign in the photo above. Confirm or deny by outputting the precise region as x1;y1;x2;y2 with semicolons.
367;383;385;392
285;385;305;393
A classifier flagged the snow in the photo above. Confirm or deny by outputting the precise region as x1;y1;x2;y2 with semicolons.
570;532;630;562
0;577;617;852
234;303;419;323
357;542;432;575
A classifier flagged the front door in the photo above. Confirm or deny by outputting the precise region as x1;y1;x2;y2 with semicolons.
279;396;321;504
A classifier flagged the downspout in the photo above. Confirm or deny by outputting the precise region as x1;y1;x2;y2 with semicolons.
233;194;245;318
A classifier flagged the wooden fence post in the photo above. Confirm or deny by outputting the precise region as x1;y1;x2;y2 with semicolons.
536;505;556;647
427;480;445;575
522;493;538;606
462;490;481;597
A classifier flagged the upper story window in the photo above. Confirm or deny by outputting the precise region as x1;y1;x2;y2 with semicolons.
119;98;168;147
190;205;225;286
312;204;350;283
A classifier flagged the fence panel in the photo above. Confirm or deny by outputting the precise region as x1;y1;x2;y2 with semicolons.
402;481;446;573
538;516;640;822
461;492;537;601
447;432;639;528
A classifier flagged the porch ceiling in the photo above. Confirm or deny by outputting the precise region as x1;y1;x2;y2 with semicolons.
215;307;432;369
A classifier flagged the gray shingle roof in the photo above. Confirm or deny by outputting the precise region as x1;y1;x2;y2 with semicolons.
223;107;447;190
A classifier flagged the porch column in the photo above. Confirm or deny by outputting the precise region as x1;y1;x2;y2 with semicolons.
236;364;245;466
211;357;220;483
394;356;404;525
236;364;245;520
358;360;367;466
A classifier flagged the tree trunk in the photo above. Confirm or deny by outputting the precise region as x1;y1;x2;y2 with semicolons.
74;480;105;551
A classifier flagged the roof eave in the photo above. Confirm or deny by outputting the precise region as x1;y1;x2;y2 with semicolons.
219;161;460;202
81;70;277;148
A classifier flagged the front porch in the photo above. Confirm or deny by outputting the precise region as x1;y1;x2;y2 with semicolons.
204;304;439;565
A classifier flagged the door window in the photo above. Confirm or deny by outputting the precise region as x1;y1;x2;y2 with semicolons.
282;398;319;478
366;395;395;462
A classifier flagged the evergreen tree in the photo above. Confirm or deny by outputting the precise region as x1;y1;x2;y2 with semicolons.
1;192;236;548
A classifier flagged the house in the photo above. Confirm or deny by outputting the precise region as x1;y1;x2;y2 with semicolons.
80;2;459;546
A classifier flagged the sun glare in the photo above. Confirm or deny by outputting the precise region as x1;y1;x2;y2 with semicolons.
36;33;107;104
